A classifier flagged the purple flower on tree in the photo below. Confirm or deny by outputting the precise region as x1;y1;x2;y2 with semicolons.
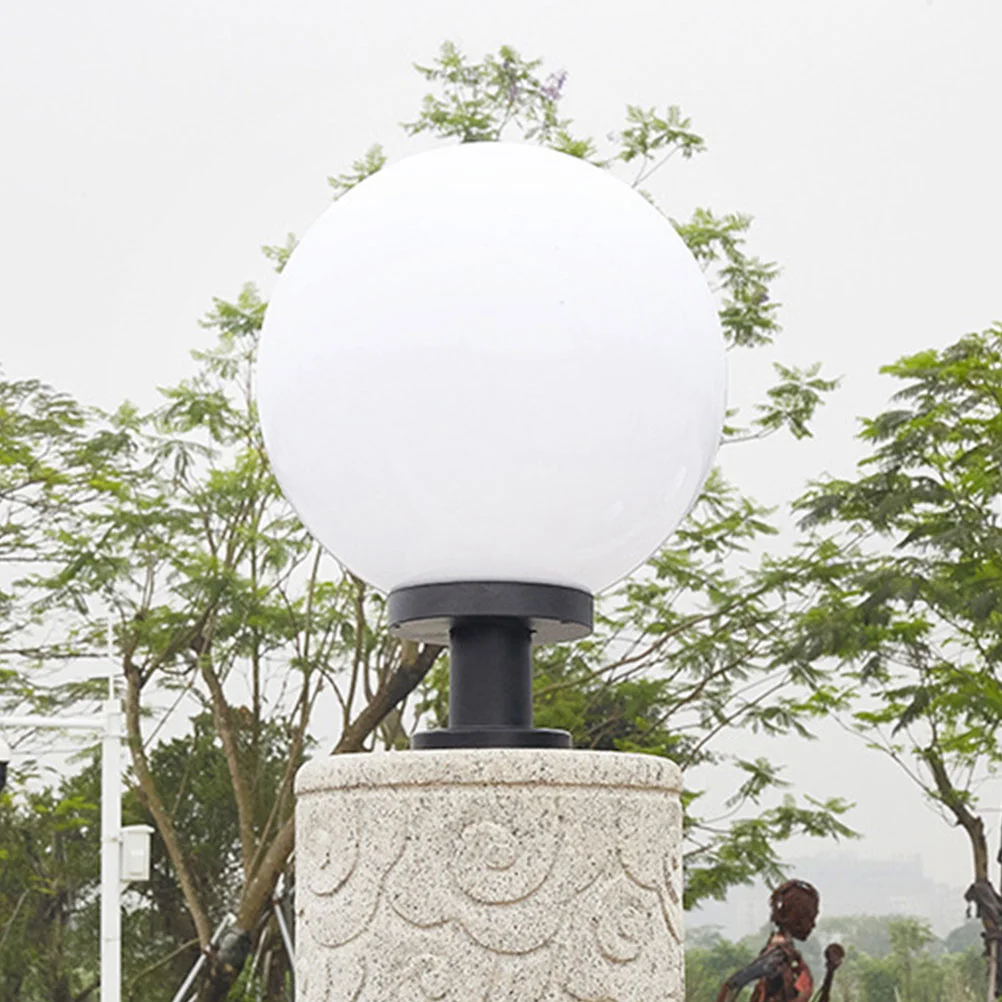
541;70;568;101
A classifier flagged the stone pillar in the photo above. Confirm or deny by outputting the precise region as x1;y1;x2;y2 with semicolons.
295;749;684;1002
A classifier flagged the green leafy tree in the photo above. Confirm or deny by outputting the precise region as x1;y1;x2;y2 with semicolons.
0;774;99;1002
1;41;846;999
889;917;936;1002
0;719;307;1001
945;920;983;955
792;323;1002;991
683;930;756;1002
0;375;132;684
840;921;948;1002
13;315;428;1001
120;716;304;1001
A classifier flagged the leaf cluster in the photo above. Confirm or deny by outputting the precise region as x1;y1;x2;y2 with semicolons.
789;324;1002;880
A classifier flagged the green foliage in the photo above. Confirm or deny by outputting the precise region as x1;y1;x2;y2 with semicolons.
616;104;705;174
786;324;1002;994
683;797;855;910
0;776;99;1001
327;144;387;200
0;374;135;676
755;363;841;441
0;718;308;1001
674;208;782;353
260;233;297;273
404;42;575;147
944;919;983;954
1;277;408;1000
791;325;1002;877
812;914;914;960
684;920;987;1002
684;931;756;1002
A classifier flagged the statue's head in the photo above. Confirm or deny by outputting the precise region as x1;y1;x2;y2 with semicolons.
769;879;819;941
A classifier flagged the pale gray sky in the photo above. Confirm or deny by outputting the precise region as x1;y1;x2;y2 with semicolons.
3;0;1001;915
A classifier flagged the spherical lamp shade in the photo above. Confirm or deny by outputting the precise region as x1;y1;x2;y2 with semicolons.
257;143;726;596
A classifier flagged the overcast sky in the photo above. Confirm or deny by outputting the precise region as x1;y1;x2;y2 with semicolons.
3;0;1001;916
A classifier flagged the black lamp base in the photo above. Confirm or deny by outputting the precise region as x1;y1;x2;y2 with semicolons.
411;727;571;750
388;582;593;750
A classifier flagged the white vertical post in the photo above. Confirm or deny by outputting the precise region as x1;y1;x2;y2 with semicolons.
100;667;122;1002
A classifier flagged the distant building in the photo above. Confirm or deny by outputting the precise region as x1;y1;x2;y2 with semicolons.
690;853;966;940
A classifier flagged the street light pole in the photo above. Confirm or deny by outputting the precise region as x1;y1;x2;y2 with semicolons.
101;681;122;1002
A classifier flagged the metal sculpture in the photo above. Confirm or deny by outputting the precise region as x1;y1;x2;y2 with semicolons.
716;880;843;1002
965;878;1002;996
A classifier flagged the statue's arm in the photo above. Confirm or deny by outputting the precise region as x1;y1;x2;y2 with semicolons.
715;948;784;1002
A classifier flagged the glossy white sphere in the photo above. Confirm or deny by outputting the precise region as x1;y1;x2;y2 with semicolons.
257;143;726;594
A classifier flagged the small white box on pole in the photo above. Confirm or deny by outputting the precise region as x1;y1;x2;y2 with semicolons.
120;824;154;882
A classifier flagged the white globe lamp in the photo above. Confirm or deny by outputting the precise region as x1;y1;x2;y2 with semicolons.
257;142;725;748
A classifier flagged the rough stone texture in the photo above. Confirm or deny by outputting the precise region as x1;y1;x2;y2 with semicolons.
295;749;684;1002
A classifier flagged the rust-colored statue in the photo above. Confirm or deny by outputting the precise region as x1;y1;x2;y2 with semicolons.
716;880;843;1002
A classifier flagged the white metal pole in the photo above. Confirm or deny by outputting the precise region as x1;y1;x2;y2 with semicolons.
100;690;122;1002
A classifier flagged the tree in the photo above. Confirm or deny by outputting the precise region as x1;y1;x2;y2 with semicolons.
6;302;434;1000
1;41;847;999
792;323;1002;992
683;931;756;1002
0;771;99;1002
0;375;132;683
889;917;936;1002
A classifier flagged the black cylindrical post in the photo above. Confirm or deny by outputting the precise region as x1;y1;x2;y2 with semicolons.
391;581;588;749
449;617;533;730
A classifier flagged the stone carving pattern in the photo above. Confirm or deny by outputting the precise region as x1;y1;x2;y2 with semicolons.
297;780;683;1002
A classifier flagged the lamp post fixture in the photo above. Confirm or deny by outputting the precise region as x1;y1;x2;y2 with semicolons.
258;142;725;1001
259;142;724;748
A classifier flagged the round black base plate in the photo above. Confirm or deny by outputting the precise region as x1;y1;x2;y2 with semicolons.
411;727;571;749
389;581;593;645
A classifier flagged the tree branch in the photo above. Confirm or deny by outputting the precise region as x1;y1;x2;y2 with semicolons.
922;745;989;882
123;659;212;946
197;641;257;879
228;641;443;992
335;642;443;754
126;938;199;1001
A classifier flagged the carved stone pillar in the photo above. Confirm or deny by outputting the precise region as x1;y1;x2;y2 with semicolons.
295;749;684;1002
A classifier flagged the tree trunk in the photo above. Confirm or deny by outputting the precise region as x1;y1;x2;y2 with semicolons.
923;748;1002;996
991;823;1002;1002
196;925;253;1002
193;643;443;1000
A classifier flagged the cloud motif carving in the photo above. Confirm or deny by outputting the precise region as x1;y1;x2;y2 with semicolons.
298;793;406;949
295;753;683;1002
